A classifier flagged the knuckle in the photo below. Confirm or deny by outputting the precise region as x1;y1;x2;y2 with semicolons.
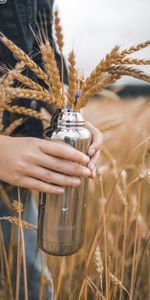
44;171;52;183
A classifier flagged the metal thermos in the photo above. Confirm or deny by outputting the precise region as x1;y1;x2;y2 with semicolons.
38;108;91;256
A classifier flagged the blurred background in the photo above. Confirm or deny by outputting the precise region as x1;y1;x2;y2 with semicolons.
55;0;150;89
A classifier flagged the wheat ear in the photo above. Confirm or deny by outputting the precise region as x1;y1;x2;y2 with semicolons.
3;118;24;136
54;9;65;97
0;185;12;209
40;41;62;106
99;120;123;132
115;58;150;65
121;40;150;55
5;87;55;104
109;272;130;296
0;216;37;232
0;33;49;84
1;103;46;121
54;10;64;53
10;71;43;91
76;73;119;109
108;66;150;83
67;51;77;106
80;46;120;95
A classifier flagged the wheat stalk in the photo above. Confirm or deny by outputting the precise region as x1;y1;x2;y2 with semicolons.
40;41;62;106
80;46;120;95
115;58;150;65
67;51;77;105
54;10;64;53
108;66;150;83
12;200;24;213
3;118;24;135
0;33;49;84
99;120;123;132
1;103;46;121
0;216;37;232
10;71;43;91
0;185;12;209
121;40;150;55
109;271;130;296
5;87;55;104
76;73;119;109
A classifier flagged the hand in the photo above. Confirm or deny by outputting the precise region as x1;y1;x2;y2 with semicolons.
85;122;103;179
0;135;91;194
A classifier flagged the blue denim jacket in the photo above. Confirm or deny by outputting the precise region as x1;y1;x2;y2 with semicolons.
0;0;67;137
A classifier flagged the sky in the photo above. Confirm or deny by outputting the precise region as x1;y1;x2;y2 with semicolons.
55;0;150;84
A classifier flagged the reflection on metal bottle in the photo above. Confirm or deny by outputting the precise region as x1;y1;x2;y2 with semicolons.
38;109;91;256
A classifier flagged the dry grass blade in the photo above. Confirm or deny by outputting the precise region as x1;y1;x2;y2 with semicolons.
0;33;49;84
0;216;37;232
108;66;150;83
67;51;77;105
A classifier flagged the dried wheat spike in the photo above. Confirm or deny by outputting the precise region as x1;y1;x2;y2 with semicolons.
121;40;150;56
115;185;128;209
12;200;24;213
0;33;49;84
54;10;64;53
99;120;123;132
40;41;62;104
67;51;77;105
10;71;43;91
0;185;12;209
81;46;120;95
1;61;25;89
0;216;37;232
109;272;130;296
108;66;150;83
139;168;150;184
1;103;46;121
6;87;55;104
3;118;24;136
114;57;150;66
76;73;119;109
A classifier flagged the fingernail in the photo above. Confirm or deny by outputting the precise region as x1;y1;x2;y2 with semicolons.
89;148;95;156
82;156;89;164
92;167;96;178
89;164;95;171
83;168;91;177
72;178;81;186
57;188;64;194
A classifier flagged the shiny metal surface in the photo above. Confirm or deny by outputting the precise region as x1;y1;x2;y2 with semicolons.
38;109;91;256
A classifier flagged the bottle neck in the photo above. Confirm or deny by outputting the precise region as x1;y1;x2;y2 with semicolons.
50;108;85;128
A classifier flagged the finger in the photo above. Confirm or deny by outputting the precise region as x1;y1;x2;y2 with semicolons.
29;166;81;187
39;139;89;165
20;177;64;194
85;122;103;157
88;151;100;170
35;153;91;177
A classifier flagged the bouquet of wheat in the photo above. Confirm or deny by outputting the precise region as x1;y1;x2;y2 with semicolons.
0;10;150;257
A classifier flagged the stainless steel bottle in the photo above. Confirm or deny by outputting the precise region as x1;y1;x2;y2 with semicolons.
38;108;91;256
